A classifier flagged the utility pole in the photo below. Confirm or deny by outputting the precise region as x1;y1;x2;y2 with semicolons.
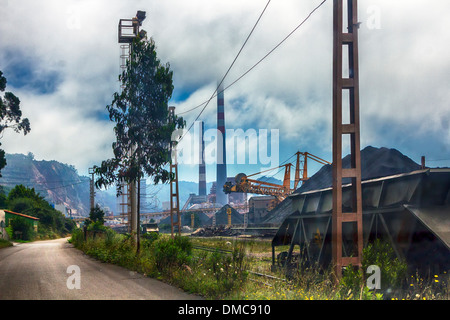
332;0;363;279
129;157;138;242
169;106;181;237
89;167;95;212
136;175;141;253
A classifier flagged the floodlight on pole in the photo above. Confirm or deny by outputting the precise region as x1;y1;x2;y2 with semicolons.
136;10;146;25
118;10;146;44
117;10;146;246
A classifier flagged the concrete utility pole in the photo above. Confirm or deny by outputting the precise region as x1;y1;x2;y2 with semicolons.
89;168;95;212
169;106;181;237
332;0;363;278
130;167;138;240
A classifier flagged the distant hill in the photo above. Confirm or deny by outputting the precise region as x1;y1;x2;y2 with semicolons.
0;153;216;216
0;154;92;216
295;146;422;193
257;176;282;185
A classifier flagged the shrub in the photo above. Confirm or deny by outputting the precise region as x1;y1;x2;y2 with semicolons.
0;238;12;248
204;242;249;294
9;216;36;241
362;238;407;290
338;238;408;299
69;228;85;248
153;236;192;275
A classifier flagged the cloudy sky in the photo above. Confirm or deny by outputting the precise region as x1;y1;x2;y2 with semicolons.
0;0;449;187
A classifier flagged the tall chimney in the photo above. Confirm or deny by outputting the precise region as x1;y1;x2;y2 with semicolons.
216;82;228;205
198;121;207;196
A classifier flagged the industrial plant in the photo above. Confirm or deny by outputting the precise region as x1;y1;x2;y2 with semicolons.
112;2;449;278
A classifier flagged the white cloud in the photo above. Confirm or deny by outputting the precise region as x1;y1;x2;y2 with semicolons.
1;0;449;181
1;88;115;172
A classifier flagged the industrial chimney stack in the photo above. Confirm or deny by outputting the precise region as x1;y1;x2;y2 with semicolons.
198;121;207;196
216;82;228;205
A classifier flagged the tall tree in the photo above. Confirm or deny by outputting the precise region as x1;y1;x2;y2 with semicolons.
94;36;184;192
0;71;31;176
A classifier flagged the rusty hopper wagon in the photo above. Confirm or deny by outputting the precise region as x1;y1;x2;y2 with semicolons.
271;168;450;275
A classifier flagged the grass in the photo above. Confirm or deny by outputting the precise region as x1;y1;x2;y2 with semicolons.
0;238;13;249
69;229;449;300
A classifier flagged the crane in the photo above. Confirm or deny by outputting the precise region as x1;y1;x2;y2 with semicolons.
223;151;331;204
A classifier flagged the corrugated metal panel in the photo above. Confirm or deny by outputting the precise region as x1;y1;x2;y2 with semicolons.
405;205;450;250
271;169;450;272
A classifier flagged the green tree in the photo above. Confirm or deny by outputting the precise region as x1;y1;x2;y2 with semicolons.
7;185;76;237
0;185;7;208
94;36;185;192
9;216;35;241
87;204;105;225
8;185;44;204
0;71;31;176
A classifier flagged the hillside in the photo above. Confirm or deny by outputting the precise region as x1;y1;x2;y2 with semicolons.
0;154;105;216
0;153;214;216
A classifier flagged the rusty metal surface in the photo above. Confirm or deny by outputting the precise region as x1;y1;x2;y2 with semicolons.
332;0;363;276
169;106;181;237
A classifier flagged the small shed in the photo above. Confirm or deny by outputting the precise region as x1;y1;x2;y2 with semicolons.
2;210;39;232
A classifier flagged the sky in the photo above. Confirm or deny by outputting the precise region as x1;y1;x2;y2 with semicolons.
0;0;449;189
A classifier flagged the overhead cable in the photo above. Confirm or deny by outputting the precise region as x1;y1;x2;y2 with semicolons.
178;0;272;142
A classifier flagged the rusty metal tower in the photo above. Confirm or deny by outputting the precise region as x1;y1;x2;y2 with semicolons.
332;0;363;278
169;106;181;237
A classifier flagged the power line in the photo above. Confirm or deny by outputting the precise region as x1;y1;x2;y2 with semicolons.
177;0;327;123
178;0;272;142
0;178;88;184
257;153;300;183
223;0;327;95
34;180;89;193
427;159;450;162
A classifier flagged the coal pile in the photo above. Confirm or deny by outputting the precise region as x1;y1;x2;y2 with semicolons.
159;210;210;227
206;204;244;226
296;146;421;193
264;146;422;224
191;225;240;237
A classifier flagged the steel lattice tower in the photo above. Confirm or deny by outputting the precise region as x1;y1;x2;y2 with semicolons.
332;0;363;278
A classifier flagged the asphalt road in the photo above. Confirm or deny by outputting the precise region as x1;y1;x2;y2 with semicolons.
0;238;202;300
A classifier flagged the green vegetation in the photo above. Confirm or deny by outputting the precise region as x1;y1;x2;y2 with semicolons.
94;35;184;193
84;204;107;233
2;184;76;241
71;230;250;299
70;228;449;300
0;238;12;248
0;70;31;176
